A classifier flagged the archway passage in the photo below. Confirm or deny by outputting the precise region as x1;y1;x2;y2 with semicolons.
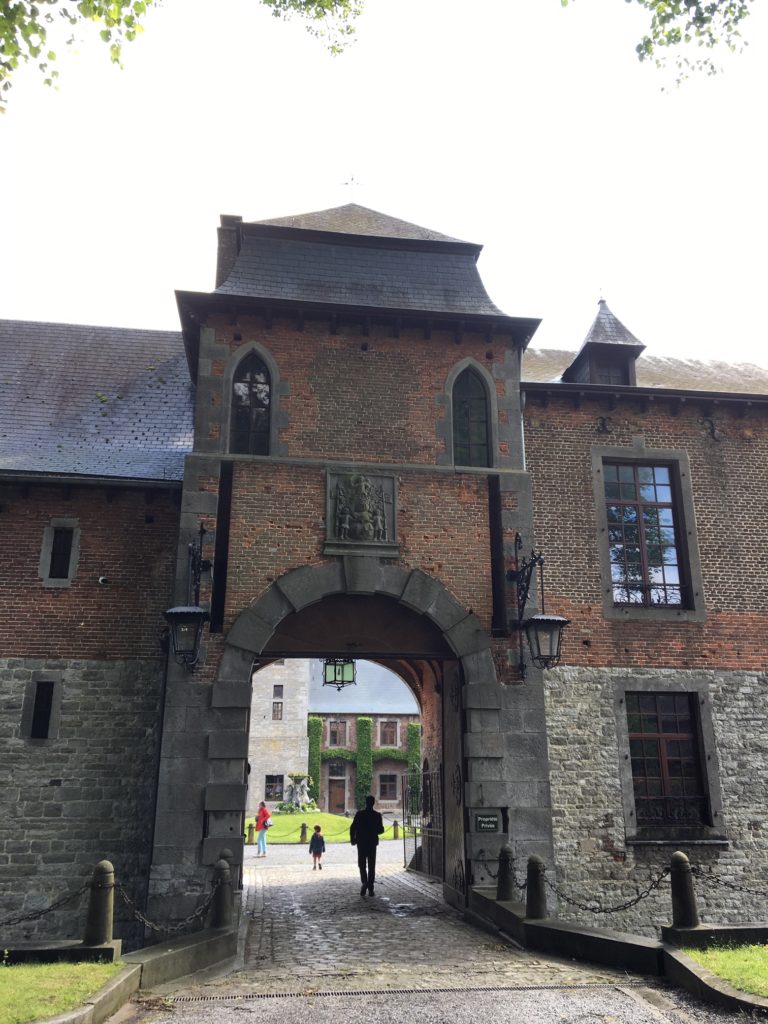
220;561;499;909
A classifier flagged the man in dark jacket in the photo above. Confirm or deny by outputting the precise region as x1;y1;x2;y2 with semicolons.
350;794;385;896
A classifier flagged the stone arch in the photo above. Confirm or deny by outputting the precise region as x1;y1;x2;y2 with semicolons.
222;340;287;456
221;560;499;696
436;357;500;468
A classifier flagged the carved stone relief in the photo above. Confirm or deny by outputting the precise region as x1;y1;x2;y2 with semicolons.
324;470;398;557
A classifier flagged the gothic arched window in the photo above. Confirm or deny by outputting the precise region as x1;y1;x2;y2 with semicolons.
452;368;490;467
230;352;271;455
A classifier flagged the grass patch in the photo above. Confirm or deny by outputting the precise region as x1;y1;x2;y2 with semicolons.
244;811;403;844
684;944;768;998
0;961;123;1024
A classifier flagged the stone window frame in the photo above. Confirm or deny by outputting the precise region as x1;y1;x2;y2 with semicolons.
223;342;284;457
437;358;500;469
38;517;81;588
592;437;706;622
328;719;347;747
378;772;398;801
20;672;63;743
265;774;284;801
378;719;398;747
271;701;283;721
614;676;727;846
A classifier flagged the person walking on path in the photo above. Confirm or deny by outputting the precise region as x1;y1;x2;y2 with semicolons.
350;795;384;896
255;801;271;857
309;824;326;870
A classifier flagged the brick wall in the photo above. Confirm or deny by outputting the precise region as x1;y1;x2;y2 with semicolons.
204;316;514;465
524;394;768;931
0;483;179;658
524;397;768;668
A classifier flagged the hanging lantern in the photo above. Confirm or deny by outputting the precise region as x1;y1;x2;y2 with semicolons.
323;658;356;690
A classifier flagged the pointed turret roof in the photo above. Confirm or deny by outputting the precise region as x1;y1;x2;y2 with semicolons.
561;299;645;383
580;299;644;349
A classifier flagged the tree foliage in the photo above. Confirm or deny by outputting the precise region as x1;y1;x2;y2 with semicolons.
563;0;754;80
0;0;361;110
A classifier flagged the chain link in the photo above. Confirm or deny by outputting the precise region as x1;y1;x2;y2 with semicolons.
474;852;527;890
0;883;90;928
544;867;670;915
115;879;220;935
691;866;768;900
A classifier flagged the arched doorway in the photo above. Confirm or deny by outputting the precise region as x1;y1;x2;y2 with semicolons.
147;561;508;925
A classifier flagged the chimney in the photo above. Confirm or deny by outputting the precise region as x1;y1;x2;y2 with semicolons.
215;215;243;288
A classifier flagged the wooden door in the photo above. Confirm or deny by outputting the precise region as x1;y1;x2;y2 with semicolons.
329;778;346;814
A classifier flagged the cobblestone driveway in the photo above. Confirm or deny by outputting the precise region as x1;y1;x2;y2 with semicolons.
170;842;643;998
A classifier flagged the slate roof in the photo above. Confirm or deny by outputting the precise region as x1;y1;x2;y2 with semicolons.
523;346;768;394
255;203;468;243
308;659;419;714
213;204;508;318
0;320;194;481
580;299;644;350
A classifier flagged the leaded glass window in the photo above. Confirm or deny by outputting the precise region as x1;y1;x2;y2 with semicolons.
453;369;490;467
231;353;271;455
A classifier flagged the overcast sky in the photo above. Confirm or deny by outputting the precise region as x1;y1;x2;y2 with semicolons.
3;0;767;366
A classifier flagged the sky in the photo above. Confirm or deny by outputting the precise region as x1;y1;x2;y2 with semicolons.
3;0;767;366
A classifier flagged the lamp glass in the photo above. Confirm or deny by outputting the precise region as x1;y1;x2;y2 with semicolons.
525;615;570;668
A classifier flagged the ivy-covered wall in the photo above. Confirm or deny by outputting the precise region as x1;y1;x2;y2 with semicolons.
355;717;372;810
307;716;322;802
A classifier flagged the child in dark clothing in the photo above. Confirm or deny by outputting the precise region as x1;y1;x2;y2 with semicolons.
309;824;325;870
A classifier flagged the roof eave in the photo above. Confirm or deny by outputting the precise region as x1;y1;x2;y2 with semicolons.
521;380;768;406
176;289;540;350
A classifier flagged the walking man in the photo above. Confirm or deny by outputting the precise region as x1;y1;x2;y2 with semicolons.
350;794;385;897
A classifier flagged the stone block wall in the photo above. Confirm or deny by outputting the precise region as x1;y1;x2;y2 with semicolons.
0;656;164;949
544;666;768;935
248;659;310;813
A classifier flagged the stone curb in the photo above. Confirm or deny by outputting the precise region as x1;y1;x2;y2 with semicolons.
663;947;768;1014
37;964;142;1024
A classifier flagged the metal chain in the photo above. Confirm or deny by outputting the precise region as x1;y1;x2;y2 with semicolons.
0;882;90;928
115;880;220;935
473;853;527;890
691;866;768;899
544;867;670;915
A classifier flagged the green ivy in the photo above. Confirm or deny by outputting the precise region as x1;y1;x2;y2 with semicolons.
320;747;357;762
372;747;407;763
355;717;373;810
307;717;322;802
406;722;421;777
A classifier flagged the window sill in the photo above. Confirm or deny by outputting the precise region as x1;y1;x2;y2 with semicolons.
627;836;729;848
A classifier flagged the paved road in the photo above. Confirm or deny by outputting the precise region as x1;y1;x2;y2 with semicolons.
155;842;740;1024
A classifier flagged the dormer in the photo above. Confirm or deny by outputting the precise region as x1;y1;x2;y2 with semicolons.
561;299;645;386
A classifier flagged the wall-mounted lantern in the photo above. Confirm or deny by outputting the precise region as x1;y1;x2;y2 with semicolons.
164;523;211;671
506;534;569;680
323;658;356;691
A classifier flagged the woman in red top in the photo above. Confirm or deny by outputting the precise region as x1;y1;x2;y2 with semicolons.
255;801;271;857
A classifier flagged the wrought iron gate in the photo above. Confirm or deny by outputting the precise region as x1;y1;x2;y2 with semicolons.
401;768;443;878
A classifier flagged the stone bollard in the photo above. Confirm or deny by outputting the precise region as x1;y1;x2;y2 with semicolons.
247;823;255;845
525;855;548;919
393;819;400;840
83;860;115;946
210;857;233;929
670;850;700;928
300;822;308;844
496;842;516;902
